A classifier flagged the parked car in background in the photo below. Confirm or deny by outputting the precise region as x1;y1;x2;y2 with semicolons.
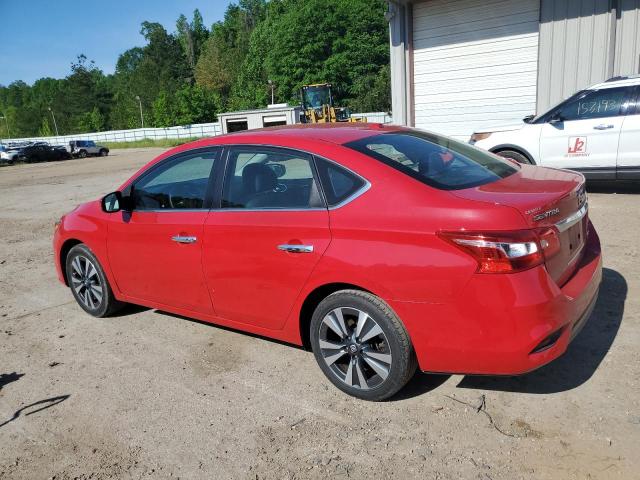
18;144;71;163
470;75;640;181
54;124;602;401
69;140;109;158
0;145;23;164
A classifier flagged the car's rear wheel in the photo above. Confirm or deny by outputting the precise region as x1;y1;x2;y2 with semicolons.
65;244;124;317
78;150;87;158
310;290;417;401
494;149;532;164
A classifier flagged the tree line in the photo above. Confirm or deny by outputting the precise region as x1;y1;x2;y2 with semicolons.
0;0;390;139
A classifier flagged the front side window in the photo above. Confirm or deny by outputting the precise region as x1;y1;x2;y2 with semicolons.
132;150;217;210
553;87;628;121
345;131;517;190
222;148;322;209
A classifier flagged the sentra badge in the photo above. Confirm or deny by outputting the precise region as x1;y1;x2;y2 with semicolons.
533;208;560;222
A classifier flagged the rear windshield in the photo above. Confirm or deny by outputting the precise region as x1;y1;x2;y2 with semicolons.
344;131;517;190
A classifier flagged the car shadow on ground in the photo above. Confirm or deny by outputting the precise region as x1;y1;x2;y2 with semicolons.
154;310;307;351
455;267;626;394
392;373;451;400
0;372;25;392
111;303;151;317
587;182;640;194
152;268;624;399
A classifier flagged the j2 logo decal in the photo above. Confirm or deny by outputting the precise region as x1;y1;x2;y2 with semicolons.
567;136;588;157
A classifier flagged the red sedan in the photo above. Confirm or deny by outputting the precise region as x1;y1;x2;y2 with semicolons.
53;124;602;401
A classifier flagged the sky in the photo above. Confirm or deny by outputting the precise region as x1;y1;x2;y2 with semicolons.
0;0;233;86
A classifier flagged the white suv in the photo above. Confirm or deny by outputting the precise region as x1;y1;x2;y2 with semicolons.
470;76;640;181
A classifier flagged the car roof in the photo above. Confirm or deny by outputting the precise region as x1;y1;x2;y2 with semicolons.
185;123;405;149
122;123;409;189
590;75;640;90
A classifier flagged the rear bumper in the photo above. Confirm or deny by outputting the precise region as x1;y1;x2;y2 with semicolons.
392;221;603;375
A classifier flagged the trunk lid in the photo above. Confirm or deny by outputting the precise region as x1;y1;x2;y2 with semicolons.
451;164;588;285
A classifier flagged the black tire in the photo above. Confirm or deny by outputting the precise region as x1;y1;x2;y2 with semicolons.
78;150;87;158
99;149;108;157
310;289;417;401
494;149;532;164
65;244;125;317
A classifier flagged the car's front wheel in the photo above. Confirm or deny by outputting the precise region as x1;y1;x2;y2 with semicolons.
99;149;108;157
495;149;532;164
65;244;124;317
310;290;417;401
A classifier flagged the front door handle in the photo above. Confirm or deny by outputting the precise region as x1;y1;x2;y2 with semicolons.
593;124;614;130
278;244;314;253
171;235;197;244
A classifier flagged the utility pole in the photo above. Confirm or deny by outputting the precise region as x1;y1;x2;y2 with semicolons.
0;114;10;138
135;95;145;128
268;80;275;105
47;107;59;136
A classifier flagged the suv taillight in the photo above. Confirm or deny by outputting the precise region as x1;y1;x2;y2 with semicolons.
438;228;560;274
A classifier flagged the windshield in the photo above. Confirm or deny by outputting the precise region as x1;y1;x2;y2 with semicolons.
302;86;332;109
344;131;518;190
531;90;587;123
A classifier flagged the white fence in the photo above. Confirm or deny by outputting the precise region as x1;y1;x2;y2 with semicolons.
0;122;223;146
0;112;392;146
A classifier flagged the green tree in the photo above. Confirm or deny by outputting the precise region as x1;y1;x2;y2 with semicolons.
39;116;53;137
152;90;175;127
0;2;390;136
173;85;221;124
195;0;267;106
176;10;209;75
230;0;390;111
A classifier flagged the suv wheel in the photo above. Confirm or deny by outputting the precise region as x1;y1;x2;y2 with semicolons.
495;149;532;164
65;244;125;317
310;290;417;401
78;150;87;158
99;149;108;157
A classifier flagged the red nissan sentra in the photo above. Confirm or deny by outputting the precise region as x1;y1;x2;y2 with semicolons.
53;124;602;401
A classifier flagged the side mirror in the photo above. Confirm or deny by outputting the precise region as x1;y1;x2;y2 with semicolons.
549;113;563;124
522;114;535;124
101;191;123;213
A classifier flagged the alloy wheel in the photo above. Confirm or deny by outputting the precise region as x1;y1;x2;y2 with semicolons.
318;307;392;390
70;255;103;310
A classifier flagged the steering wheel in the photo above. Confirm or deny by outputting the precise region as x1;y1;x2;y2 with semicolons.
168;184;197;209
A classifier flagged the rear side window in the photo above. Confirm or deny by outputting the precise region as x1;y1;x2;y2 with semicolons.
315;157;366;207
344;131;517;190
222;147;323;209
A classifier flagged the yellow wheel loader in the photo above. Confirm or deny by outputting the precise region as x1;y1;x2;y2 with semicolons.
300;83;366;123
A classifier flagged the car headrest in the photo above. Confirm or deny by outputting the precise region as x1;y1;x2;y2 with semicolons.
242;163;277;194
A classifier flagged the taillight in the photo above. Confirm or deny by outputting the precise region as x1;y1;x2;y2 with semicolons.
438;228;560;274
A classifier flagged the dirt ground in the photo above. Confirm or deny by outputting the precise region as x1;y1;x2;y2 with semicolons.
0;149;638;480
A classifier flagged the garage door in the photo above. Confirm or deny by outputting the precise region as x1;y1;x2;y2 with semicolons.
412;0;540;139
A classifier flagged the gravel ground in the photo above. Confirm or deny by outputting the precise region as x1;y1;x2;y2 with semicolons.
0;149;638;479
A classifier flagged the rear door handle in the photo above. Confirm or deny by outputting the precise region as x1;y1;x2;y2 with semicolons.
593;124;614;130
171;235;197;244
278;244;314;253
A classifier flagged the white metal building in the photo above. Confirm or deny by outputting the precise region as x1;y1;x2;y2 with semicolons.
218;104;302;134
388;0;640;138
